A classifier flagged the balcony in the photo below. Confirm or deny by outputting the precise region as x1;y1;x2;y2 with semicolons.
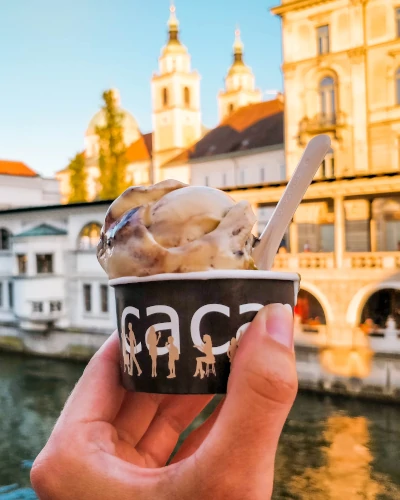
273;253;335;270
273;252;400;271
344;252;400;270
298;112;346;144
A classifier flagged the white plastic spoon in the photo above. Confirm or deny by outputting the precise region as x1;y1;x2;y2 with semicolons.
253;134;331;270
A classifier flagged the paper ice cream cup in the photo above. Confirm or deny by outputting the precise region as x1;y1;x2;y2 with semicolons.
110;270;300;395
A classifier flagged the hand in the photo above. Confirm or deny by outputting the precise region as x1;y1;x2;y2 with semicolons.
31;303;296;500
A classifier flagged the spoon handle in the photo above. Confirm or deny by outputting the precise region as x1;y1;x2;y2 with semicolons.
253;134;331;270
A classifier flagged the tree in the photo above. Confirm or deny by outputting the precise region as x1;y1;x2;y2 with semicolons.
96;89;128;199
67;152;88;203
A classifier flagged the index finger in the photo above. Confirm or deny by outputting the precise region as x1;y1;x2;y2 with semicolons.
58;331;126;424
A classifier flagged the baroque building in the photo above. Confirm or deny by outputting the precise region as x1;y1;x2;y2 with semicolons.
57;4;280;200
271;0;400;178
218;29;262;122
213;0;400;385
151;4;203;180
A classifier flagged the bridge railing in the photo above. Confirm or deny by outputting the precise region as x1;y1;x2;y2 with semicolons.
294;324;328;347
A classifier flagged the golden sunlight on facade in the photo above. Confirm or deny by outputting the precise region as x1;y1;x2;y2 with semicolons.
221;0;400;380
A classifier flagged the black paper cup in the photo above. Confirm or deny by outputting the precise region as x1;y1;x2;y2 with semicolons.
110;270;300;394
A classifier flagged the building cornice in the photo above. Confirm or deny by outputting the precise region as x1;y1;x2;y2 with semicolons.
271;0;333;17
224;172;400;205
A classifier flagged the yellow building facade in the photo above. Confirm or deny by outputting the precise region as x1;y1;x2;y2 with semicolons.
272;0;400;178
222;0;400;379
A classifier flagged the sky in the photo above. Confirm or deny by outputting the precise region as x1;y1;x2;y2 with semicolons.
0;0;283;177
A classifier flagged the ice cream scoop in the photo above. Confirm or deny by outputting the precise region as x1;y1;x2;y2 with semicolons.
97;179;256;279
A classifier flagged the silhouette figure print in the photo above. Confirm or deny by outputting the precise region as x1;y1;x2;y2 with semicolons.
193;334;215;379
147;326;161;378
165;336;179;378
128;323;142;376
121;333;131;374
227;331;243;366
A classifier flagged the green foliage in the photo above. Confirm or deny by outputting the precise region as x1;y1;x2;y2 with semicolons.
67;152;88;203
96;90;128;199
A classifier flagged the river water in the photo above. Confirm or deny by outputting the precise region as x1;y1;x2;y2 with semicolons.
1;352;400;499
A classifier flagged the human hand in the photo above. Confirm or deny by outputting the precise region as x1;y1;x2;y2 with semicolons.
31;303;297;500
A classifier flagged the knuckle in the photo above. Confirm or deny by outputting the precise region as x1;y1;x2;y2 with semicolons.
30;452;59;498
244;352;298;407
31;441;78;498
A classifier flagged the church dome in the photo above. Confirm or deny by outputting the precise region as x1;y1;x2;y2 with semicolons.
84;89;142;158
86;107;140;138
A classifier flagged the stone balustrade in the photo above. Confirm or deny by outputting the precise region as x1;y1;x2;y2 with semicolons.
273;253;335;270
273;252;400;270
344;252;400;269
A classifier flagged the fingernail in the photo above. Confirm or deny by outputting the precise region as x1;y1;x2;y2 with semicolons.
265;303;293;350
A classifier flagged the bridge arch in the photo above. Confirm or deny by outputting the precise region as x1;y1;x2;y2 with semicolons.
297;281;333;324
346;281;400;327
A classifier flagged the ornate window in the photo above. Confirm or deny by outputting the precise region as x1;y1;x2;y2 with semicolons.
183;86;190;107
317;25;330;55
162;87;169;107
396;68;400;105
0;228;11;250
319;76;336;119
78;222;101;250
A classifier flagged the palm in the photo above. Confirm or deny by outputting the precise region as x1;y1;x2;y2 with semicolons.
100;392;215;468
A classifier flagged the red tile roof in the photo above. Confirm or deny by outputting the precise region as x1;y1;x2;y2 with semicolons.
163;98;284;167
126;136;150;162
220;98;284;132
0;160;37;177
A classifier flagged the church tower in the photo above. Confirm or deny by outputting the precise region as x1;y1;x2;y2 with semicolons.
218;29;262;122
151;3;202;181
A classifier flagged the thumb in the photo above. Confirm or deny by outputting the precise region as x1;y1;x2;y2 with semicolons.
199;304;297;485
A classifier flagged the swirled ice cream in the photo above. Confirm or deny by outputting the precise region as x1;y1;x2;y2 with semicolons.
97;179;257;279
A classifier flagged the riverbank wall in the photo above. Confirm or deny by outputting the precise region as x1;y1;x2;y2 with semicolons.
1;325;400;402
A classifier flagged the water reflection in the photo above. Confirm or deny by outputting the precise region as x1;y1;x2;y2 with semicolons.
1;353;400;498
287;415;400;499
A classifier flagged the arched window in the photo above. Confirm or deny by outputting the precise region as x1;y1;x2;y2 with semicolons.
396;68;400;105
183;86;190;107
228;103;235;114
0;228;11;250
162;87;169;107
78;222;101;250
319;76;336;119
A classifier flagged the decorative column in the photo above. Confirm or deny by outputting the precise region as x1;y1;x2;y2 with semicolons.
369;198;377;252
289;221;298;254
334;196;345;268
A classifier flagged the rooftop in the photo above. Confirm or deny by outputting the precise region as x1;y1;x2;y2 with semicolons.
164;98;284;166
0;160;38;177
126;132;153;162
15;223;68;238
1;171;399;216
